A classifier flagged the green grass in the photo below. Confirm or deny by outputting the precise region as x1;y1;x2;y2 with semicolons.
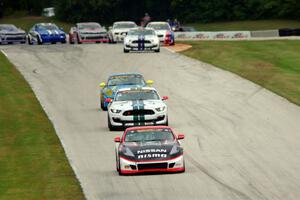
181;40;300;105
189;20;300;31
0;52;84;200
0;15;73;32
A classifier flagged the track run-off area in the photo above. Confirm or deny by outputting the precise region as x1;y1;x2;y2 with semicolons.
1;44;300;200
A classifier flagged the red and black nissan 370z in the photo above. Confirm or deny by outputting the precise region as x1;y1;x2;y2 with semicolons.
114;126;185;175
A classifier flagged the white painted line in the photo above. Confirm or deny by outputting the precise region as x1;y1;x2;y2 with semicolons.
1;49;8;57
164;47;176;53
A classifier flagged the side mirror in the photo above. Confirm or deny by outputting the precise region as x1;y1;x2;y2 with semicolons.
114;136;121;143
162;96;169;101
99;82;106;88
59;27;64;31
109;26;113;30
105;98;113;103
146;80;154;85
177;134;185;140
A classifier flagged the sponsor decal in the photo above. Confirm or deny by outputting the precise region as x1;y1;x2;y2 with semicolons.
137;148;168;159
138;35;145;51
174;31;251;40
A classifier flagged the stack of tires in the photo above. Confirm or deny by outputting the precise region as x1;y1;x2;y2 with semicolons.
279;28;300;36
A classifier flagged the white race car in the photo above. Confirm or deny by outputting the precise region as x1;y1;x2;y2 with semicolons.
146;22;175;46
123;28;160;53
108;21;137;43
107;87;169;131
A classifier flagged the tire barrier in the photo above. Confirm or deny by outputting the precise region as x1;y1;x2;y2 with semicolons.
279;28;293;37
174;31;251;40
251;30;279;38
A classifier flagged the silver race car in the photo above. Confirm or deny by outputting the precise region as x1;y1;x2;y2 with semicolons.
0;24;26;44
108;21;137;43
106;87;169;131
123;28;160;53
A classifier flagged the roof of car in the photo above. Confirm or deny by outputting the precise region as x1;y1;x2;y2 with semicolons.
36;23;56;26
108;72;143;77
147;21;169;25
77;22;100;25
114;21;136;24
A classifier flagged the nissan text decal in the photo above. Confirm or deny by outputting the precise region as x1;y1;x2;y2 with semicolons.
137;149;167;159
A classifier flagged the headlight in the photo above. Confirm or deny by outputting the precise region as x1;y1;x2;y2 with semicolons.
105;89;113;96
111;108;122;113
170;145;180;155
122;147;135;157
155;106;166;112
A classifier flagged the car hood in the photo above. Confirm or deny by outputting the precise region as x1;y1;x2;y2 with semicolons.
121;141;182;161
125;35;157;40
38;29;65;35
0;29;26;34
113;28;132;33
111;99;165;110
79;28;107;34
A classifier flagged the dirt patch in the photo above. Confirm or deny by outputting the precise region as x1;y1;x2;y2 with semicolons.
166;43;192;52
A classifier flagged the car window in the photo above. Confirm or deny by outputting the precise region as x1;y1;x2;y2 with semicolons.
125;129;174;142
78;23;101;30
128;29;155;36
107;75;145;86
147;24;170;31
0;25;17;31
115;90;159;101
37;24;58;31
113;23;136;29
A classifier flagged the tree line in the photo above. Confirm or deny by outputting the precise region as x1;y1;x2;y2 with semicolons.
1;0;299;23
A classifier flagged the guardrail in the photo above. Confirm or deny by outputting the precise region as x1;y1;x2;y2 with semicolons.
174;29;300;40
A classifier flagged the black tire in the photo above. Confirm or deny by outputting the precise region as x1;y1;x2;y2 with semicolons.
77;34;82;44
37;36;42;45
108;115;116;131
28;36;33;45
118;156;123;175
61;40;66;44
154;48;160;53
100;95;107;111
123;48;129;53
116;153;119;171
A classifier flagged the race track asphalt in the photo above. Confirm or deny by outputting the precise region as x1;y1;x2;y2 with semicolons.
1;44;300;200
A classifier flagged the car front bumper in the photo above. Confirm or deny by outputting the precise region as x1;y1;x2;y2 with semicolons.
108;110;167;127
124;43;159;51
119;154;185;174
0;35;26;43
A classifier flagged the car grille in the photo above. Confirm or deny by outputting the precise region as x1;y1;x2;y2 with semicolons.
123;110;155;116
84;35;107;40
6;36;26;41
157;34;164;37
132;40;151;44
138;163;168;170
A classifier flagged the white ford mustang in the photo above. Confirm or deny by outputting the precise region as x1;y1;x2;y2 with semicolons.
106;87;168;131
123;28;160;53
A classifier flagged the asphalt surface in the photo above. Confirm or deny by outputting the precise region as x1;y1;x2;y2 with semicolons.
1;44;300;200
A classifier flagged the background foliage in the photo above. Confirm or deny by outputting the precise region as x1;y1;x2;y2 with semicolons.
0;0;299;23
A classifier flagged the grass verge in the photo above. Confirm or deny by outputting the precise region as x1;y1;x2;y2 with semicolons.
181;40;300;105
0;52;84;200
188;20;300;31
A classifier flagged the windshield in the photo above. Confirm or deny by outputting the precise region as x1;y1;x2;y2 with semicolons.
37;24;58;31
125;128;174;142
115;90;159;101
0;25;17;31
128;29;155;36
147;23;170;30
78;23;101;30
114;23;136;29
107;75;145;86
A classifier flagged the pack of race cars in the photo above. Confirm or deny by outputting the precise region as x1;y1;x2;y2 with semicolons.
100;73;185;175
1;21;175;53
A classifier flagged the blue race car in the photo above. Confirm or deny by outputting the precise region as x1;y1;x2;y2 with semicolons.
28;23;66;45
99;73;154;111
